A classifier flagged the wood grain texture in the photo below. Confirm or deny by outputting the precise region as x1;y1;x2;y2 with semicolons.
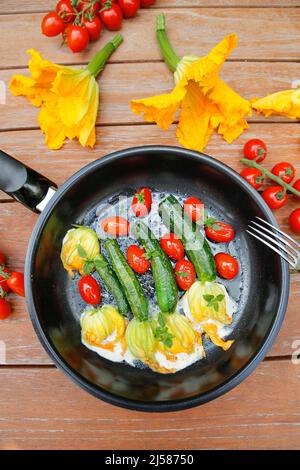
0;8;299;68
2;61;299;131
0;361;299;450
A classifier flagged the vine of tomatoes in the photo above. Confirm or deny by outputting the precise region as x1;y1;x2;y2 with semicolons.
0;250;25;320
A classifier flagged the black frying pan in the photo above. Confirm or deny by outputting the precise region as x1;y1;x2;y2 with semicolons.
0;146;289;412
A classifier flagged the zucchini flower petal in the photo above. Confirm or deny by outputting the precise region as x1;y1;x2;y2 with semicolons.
252;88;300;119
126;318;157;366
155;313;196;357
202;322;234;351
10;35;123;150
60;226;100;277
131;14;251;152
81;305;126;350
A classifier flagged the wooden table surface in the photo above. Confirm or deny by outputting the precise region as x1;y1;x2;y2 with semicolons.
0;0;300;450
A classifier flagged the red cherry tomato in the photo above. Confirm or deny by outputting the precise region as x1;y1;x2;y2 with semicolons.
78;1;101;14
240;167;264;190
0;251;5;265
293;179;300;198
271;162;295;184
100;3;123;31
7;272;25;297
56;0;75;23
78;275;101;305
126;245;150;274
101;216;130;236
0;267;10;295
174;260;196;290
41;12;66;37
83;16;102;41
132;188;152;217
215;253;239;280
205;222;235;243
140;0;156;6
67;25;89;52
118;0;140;18
0;297;11;320
183;196;204;223
160;233;184;261
262;186;287;210
243;139;267;163
288;208;300;234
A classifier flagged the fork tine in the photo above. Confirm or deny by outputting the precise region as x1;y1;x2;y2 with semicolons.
248;225;297;260
255;216;300;249
246;230;296;267
250;221;299;256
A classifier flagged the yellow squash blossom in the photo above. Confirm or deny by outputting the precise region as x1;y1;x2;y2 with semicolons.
252;87;300;119
131;14;251;152
9;34;123;150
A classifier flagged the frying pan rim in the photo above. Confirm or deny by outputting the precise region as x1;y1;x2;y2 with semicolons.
25;145;290;412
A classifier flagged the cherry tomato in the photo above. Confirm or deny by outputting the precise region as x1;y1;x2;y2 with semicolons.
293;179;300;198
78;1;101;14
0;267;10;295
7;272;25;297
101;216;130;236
240;167;264;190
78;275;101;305
205;222;235;243
126;245;150;274
288;208;300;234
243;139;267;163
0;297;11;320
262;186;287;210
132;188;152;217
183;196;204;223
140;0;156;6
0;251;5;265
56;0;75;23
100;3;123;31
271;162;295;184
160;233;184;261
215;253;239;280
67;25;89;52
83;16;102;41
118;0;140;18
41;12;65;37
174;260;196;290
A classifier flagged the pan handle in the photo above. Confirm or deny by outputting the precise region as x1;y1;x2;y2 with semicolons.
0;149;57;213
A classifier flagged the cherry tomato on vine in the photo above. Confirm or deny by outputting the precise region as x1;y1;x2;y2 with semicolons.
126;245;150;274
83;15;102;41
271;162;295;184
78;1;102;14
160;233;184;261
118;0;140;18
56;0;76;23
174;260;196;291
0;297;11;320
0;251;5;265
215;253;239;280
288;208;300;234
243;139;267;163
7;272;25;297
101;216;130;236
140;0;156;7
0;267;10;295
67;25;89;52
100;3;123;31
240;167;264;190
262;186;287;210
78;275;101;305
41;12;66;37
293;179;300;198
132;188;152;217
205;222;235;243
183;196;204;223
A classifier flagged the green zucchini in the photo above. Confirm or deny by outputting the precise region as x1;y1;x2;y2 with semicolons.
103;239;149;322
132;221;178;314
159;195;216;282
94;254;130;317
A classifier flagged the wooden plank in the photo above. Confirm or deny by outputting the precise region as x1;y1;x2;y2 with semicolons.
0;360;299;449
1;61;299;131
0;9;299;68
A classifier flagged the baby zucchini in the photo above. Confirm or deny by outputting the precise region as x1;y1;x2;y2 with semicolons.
132;221;178;314
94;254;130;317
103;239;149;322
159;195;216;282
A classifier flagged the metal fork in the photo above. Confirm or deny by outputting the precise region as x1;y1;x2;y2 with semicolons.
247;216;300;269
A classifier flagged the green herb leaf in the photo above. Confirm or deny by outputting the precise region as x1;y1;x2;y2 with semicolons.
203;294;214;302
216;294;225;302
158;312;166;328
83;261;94;275
164;336;173;348
77;244;87;259
213;303;219;312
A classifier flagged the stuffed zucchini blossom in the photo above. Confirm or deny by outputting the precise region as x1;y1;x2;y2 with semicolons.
131;14;251;152
10;34;123;149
